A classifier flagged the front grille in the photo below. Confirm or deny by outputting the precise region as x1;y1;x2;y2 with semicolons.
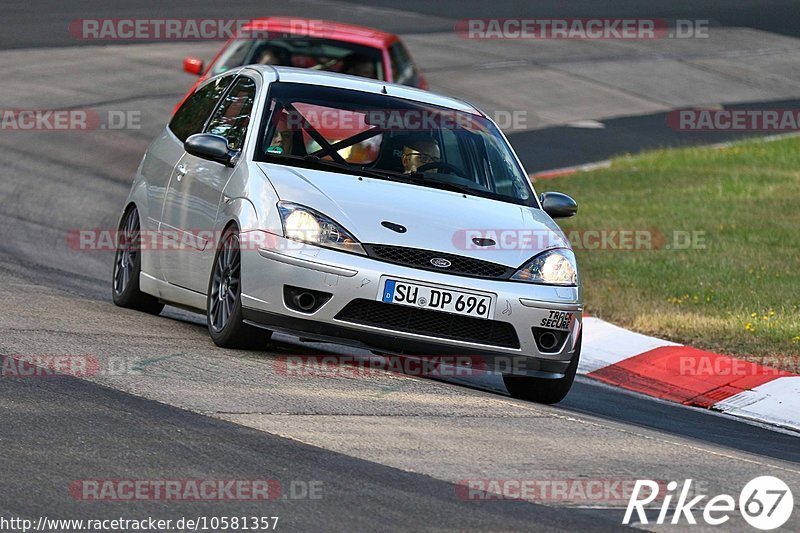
335;299;520;349
363;244;514;280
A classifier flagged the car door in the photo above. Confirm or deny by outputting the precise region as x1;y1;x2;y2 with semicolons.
154;74;234;283
160;75;258;292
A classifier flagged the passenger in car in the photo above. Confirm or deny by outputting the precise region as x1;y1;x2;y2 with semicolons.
267;111;294;155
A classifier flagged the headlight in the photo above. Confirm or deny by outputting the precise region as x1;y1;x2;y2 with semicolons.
277;201;365;254
511;248;578;285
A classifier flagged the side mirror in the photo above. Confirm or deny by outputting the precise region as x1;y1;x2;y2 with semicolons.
540;192;578;219
185;134;238;167
183;56;204;76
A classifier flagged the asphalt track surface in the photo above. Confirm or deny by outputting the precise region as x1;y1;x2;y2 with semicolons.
4;0;800;49
5;1;798;170
1;367;625;530
512;99;800;172
1;1;799;531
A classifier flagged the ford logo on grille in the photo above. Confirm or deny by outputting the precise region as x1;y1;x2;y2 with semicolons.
430;258;452;268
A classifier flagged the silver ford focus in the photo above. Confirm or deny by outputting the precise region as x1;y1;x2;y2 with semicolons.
113;65;583;403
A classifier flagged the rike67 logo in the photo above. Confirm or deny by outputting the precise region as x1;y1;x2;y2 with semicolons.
624;476;793;530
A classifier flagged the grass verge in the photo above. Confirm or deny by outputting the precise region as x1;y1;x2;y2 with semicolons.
536;136;800;364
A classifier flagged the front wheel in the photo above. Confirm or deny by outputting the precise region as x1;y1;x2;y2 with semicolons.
207;227;272;349
503;336;581;404
112;206;164;315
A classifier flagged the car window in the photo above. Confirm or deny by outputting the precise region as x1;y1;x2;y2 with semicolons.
210;40;255;76
440;128;467;175
242;38;384;81
288;103;381;164
258;82;534;206
205;76;257;152
169;76;234;142
485;134;528;198
388;42;418;86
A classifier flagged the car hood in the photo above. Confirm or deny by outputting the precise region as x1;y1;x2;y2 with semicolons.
257;162;569;268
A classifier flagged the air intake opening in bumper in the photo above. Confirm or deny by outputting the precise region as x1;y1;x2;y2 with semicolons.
335;299;520;349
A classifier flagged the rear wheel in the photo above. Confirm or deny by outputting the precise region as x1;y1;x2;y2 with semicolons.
503;335;581;404
112;207;164;315
207;227;272;349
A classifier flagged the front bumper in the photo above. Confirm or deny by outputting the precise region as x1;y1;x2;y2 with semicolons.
240;237;583;378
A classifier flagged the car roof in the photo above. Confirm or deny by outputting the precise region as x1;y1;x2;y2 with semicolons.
242;65;483;115
242;17;398;48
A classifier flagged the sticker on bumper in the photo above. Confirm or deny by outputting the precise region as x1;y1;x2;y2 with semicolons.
539;311;574;331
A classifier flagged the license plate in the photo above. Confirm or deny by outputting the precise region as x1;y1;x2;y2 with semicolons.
379;278;495;319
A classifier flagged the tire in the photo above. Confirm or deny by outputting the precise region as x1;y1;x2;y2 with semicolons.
207;226;272;349
112;206;165;315
503;335;581;404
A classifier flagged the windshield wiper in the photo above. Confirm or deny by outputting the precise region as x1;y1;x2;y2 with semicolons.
267;155;491;198
267;154;398;182
369;168;490;197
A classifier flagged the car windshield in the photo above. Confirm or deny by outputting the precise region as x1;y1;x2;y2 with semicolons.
256;82;535;206
210;38;384;81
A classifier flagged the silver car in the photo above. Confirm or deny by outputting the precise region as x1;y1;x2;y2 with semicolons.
113;66;583;403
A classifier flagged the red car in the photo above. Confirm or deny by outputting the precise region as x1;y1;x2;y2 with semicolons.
182;17;427;96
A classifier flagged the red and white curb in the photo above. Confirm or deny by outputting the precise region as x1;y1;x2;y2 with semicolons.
579;317;800;432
